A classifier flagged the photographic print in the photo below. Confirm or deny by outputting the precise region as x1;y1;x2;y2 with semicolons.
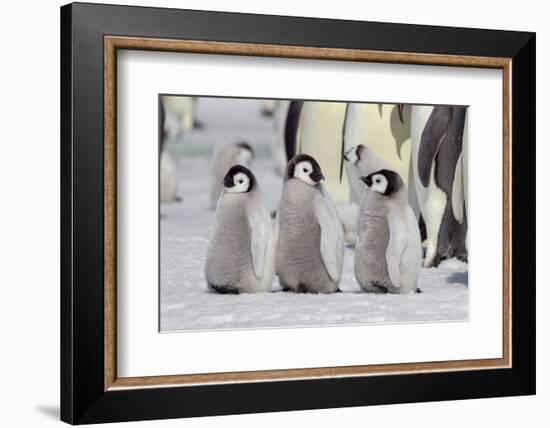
159;96;469;332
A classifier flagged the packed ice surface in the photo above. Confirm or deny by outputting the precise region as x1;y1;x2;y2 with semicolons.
160;97;468;332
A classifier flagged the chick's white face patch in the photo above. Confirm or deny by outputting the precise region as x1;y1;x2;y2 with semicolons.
225;172;250;193
370;174;389;194
294;160;316;186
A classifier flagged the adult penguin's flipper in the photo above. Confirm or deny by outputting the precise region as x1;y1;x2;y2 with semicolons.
418;106;452;187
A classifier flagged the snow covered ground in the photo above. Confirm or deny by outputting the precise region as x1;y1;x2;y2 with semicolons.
160;97;468;332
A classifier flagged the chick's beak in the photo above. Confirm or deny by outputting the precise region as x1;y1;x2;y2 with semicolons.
310;169;325;183
359;176;372;186
223;174;234;188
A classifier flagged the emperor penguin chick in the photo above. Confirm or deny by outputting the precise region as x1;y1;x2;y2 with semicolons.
276;154;345;293
205;165;275;294
355;169;421;294
209;142;254;209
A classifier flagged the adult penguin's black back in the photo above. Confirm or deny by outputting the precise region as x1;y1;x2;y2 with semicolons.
284;100;304;161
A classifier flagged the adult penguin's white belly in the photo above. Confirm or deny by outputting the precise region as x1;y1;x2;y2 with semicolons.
299;102;349;204
271;100;291;176
344;103;412;185
160;150;178;203
161;96;195;131
462;110;469;249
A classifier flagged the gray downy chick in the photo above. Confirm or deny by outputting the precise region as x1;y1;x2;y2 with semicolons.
355;169;422;294
205;165;275;294
275;154;344;294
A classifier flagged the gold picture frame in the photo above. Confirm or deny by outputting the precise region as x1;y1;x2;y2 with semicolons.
103;35;512;391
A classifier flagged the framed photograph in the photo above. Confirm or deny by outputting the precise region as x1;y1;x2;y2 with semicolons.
61;2;535;424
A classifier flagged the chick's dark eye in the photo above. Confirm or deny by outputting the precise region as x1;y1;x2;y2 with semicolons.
303;168;307;173
239;180;243;184
375;179;380;183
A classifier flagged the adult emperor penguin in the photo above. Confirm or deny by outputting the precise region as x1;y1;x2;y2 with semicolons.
343;103;419;218
205;165;275;294
275;154;345;293
355;169;422;294
159;101;179;203
410;105;468;267
209;141;254;209
462;110;469;251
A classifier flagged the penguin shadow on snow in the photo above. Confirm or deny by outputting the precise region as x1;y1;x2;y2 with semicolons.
446;271;468;287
